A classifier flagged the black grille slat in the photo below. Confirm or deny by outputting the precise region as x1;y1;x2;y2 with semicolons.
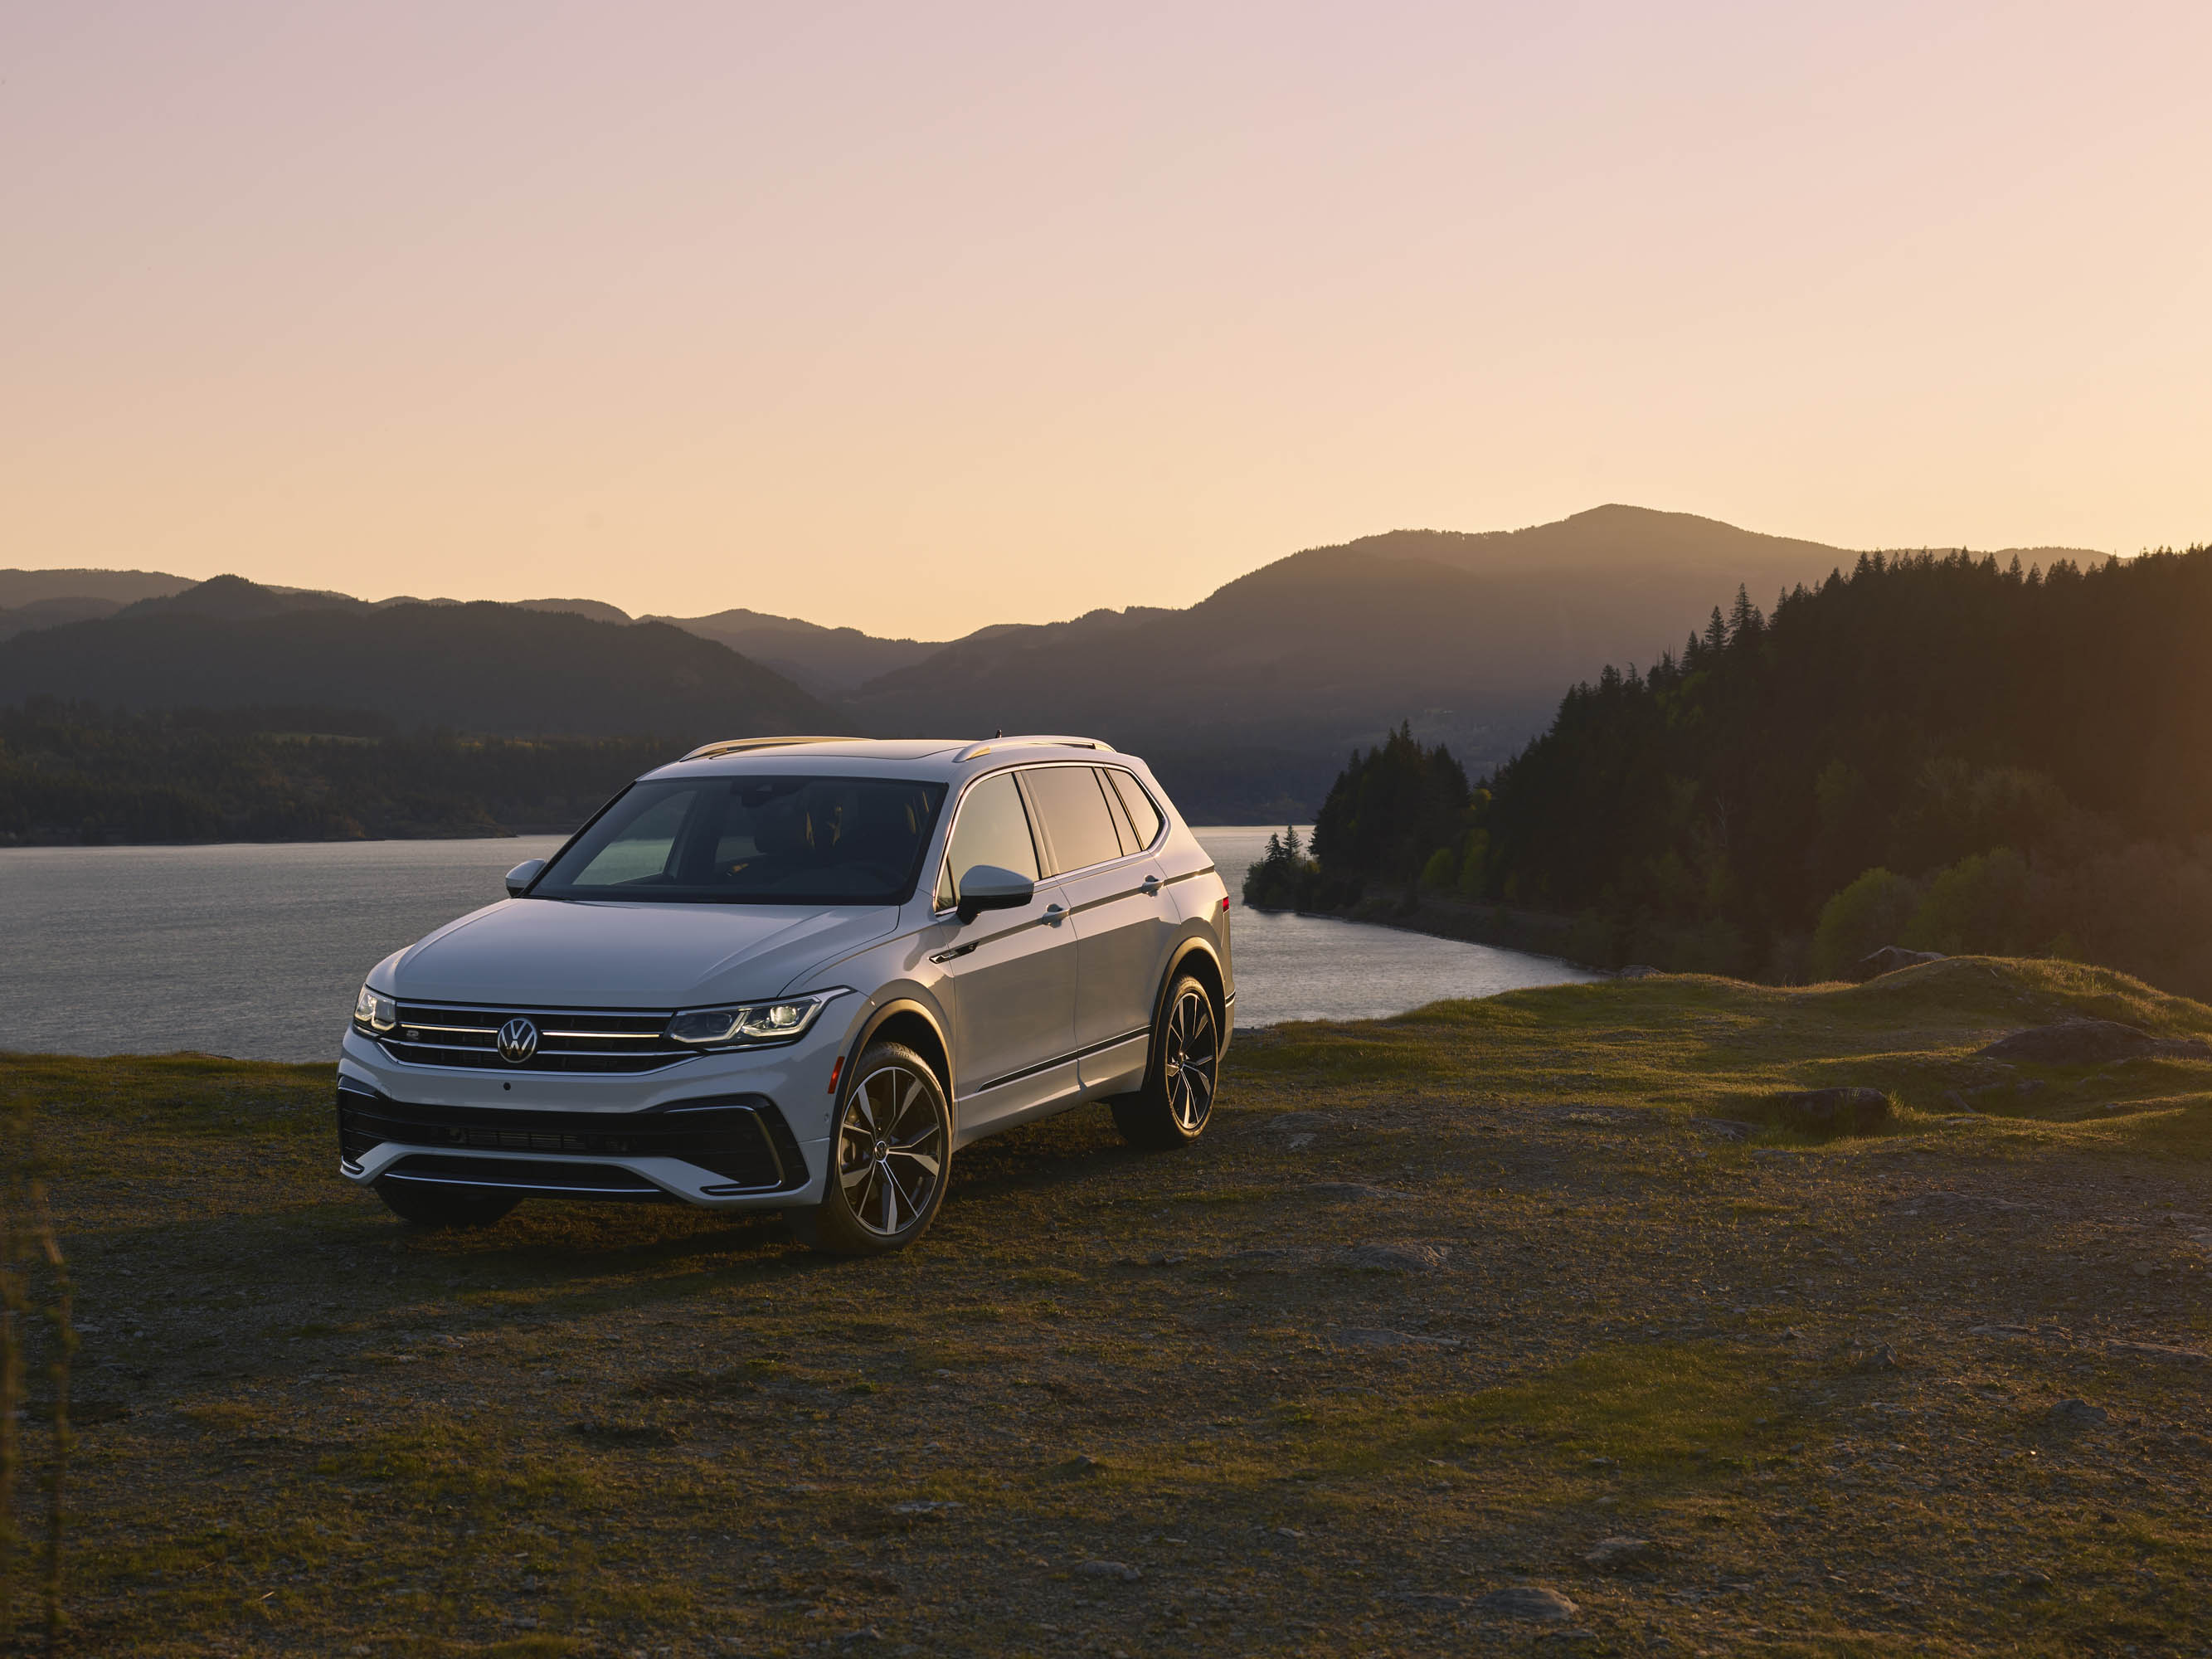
337;1087;802;1193
382;1001;690;1074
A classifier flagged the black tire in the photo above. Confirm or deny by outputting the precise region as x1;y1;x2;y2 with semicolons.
374;1179;520;1229
790;1042;952;1256
1110;972;1222;1150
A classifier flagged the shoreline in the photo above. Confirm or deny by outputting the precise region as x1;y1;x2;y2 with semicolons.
1252;889;1617;977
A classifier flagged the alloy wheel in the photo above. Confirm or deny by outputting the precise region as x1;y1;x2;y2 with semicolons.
836;1064;946;1238
1161;986;1218;1133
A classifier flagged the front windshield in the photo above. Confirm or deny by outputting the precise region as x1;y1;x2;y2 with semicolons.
534;775;947;905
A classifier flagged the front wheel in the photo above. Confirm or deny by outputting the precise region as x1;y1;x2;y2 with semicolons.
790;1042;952;1256
374;1180;519;1229
1110;974;1222;1150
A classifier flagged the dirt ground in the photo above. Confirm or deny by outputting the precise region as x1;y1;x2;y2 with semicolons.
7;956;2212;1656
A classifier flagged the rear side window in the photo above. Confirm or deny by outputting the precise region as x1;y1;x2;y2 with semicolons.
937;771;1039;908
1022;766;1126;875
1105;769;1164;849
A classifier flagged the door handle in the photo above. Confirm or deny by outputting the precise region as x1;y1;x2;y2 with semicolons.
1043;903;1067;926
1140;875;1162;897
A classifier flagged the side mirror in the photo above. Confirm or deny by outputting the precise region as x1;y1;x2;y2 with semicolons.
955;863;1034;925
505;859;547;897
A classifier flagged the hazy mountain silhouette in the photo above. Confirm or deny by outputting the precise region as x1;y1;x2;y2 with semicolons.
0;509;2112;819
0;596;134;642
0;567;194;609
645;607;956;696
847;507;2103;778
0;580;840;741
113;572;366;621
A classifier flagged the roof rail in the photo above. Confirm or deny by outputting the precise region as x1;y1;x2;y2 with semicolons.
678;735;859;763
952;734;1115;763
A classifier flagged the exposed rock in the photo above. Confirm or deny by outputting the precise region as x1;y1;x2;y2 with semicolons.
1617;965;1664;980
1583;1536;1660;1572
1941;1090;1975;1113
2049;1399;2108;1428
1855;945;1946;980
2153;1036;2212;1059
1076;1559;1142;1582
1898;1190;2039;1219
1693;1118;1753;1142
1845;1341;1901;1373
1341;1241;1451;1272
2107;1340;2212;1366
1772;1086;1891;1135
1475;1585;1580;1622
1979;1020;2154;1065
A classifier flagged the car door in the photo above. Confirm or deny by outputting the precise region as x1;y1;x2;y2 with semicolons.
1018;764;1164;1095
926;769;1078;1139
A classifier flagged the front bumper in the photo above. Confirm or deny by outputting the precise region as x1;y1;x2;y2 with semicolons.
335;1023;839;1209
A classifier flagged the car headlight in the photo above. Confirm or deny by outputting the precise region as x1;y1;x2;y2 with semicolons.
666;991;843;1048
354;985;397;1033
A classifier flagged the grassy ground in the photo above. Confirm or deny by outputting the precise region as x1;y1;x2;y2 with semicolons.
7;956;2212;1656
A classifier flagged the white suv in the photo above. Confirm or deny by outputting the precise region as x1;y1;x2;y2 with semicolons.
338;736;1232;1253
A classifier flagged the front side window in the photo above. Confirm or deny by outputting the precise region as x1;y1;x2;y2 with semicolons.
1022;765;1126;875
536;775;946;904
936;771;1040;908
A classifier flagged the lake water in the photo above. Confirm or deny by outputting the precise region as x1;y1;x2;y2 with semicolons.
0;829;1599;1062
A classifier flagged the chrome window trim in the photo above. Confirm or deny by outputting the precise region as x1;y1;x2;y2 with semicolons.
925;760;1174;912
1096;765;1167;854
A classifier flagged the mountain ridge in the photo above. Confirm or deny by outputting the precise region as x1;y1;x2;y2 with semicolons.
1;508;2127;819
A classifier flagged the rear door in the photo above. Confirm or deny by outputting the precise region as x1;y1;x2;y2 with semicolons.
1019;764;1164;1094
926;770;1078;1139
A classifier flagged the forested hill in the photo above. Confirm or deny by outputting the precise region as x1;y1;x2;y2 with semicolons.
1472;545;2212;994
0;591;839;741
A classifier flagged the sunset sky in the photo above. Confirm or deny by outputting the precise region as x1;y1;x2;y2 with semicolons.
8;1;2209;639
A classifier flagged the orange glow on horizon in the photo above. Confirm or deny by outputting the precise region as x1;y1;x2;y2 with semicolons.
5;2;2206;637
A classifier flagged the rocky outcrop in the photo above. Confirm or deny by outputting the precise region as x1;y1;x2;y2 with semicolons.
1980;1019;2153;1064
1772;1086;1891;1135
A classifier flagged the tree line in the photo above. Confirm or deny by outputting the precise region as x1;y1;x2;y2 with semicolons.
1250;544;2212;1001
0;701;673;845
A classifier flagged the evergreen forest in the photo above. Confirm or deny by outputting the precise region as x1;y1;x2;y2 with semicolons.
1252;544;2212;1003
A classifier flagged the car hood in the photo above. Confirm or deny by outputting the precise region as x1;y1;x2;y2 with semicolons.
382;898;899;1007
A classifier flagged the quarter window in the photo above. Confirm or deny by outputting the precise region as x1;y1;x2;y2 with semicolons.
1105;769;1163;849
1022;766;1126;875
938;771;1039;909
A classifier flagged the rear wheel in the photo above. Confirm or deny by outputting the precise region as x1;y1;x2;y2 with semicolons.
790;1042;952;1256
1111;973;1221;1149
374;1180;519;1229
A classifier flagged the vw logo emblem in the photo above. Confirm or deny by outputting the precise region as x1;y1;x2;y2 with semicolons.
496;1017;539;1065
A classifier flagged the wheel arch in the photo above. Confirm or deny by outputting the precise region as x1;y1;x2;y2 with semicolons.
844;996;954;1106
1154;937;1228;1034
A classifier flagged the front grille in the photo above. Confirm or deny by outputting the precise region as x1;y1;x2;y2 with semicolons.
385;1155;668;1199
378;1000;691;1073
338;1086;805;1192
